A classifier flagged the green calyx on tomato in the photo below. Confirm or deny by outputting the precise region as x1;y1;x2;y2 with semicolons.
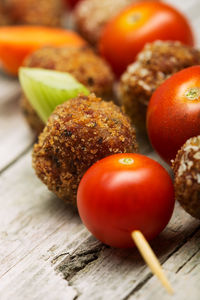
127;13;141;25
185;87;200;101
119;157;134;165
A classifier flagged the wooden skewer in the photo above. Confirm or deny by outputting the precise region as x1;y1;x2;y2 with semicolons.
131;230;174;295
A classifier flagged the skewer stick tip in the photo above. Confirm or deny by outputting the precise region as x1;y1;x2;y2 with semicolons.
131;230;174;295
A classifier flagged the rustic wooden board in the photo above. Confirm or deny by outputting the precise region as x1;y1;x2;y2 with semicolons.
0;151;199;300
0;73;34;173
0;0;200;299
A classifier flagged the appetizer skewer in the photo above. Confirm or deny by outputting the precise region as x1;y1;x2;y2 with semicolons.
20;67;174;294
77;153;175;293
0;0;197;295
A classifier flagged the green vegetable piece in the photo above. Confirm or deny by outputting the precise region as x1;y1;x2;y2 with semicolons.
19;67;90;123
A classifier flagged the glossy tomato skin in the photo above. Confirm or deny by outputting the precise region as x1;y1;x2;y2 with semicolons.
147;66;200;164
99;2;194;76
77;153;174;248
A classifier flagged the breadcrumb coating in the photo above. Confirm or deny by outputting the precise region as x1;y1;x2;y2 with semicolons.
0;1;11;25
172;136;200;219
23;46;114;98
119;41;200;133
21;46;114;134
32;94;138;205
5;0;64;26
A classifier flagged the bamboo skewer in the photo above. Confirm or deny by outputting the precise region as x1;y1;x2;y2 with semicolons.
131;230;174;295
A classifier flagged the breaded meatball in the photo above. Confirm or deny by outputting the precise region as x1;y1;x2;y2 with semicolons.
20;46;114;134
120;41;200;134
0;1;11;25
5;0;64;26
74;0;160;46
172;136;200;219
32;94;138;205
23;46;114;98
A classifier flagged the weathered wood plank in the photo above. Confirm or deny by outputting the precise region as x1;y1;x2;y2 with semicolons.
0;151;86;277
0;74;34;172
59;204;199;300
0;149;199;300
130;229;200;300
0;151;90;299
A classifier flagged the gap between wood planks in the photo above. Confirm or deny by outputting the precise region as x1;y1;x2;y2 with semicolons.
54;224;200;300
0;144;33;175
0;149;200;300
129;231;200;300
0;76;35;173
54;207;200;300
123;226;200;300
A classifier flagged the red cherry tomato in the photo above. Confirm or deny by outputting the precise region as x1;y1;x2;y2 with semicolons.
147;66;200;164
99;2;194;76
77;153;174;248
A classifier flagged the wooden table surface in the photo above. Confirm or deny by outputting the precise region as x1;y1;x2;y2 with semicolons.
1;1;200;299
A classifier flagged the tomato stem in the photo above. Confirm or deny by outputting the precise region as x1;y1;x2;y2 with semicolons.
127;13;141;24
119;158;134;165
185;87;200;100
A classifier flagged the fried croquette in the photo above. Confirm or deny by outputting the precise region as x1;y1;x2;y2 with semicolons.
32;94;138;205
5;0;64;26
119;41;200;134
20;46;115;134
172;136;200;219
0;1;11;25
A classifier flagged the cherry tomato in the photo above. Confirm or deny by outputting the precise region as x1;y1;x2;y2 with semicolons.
147;66;200;164
77;153;174;248
99;2;194;76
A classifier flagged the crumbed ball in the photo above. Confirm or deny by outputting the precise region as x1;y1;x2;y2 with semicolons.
23;46;114;98
172;136;200;219
119;41;200;133
0;1;11;25
20;46;114;134
32;94;138;205
74;0;160;46
5;0;64;26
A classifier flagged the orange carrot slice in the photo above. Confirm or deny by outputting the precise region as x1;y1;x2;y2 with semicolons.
0;26;86;75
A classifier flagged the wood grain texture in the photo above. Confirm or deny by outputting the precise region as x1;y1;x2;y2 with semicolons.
131;230;200;300
0;0;200;299
0;151;199;299
0;73;34;172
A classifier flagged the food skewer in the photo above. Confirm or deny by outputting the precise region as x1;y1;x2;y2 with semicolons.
20;68;175;295
77;154;175;294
